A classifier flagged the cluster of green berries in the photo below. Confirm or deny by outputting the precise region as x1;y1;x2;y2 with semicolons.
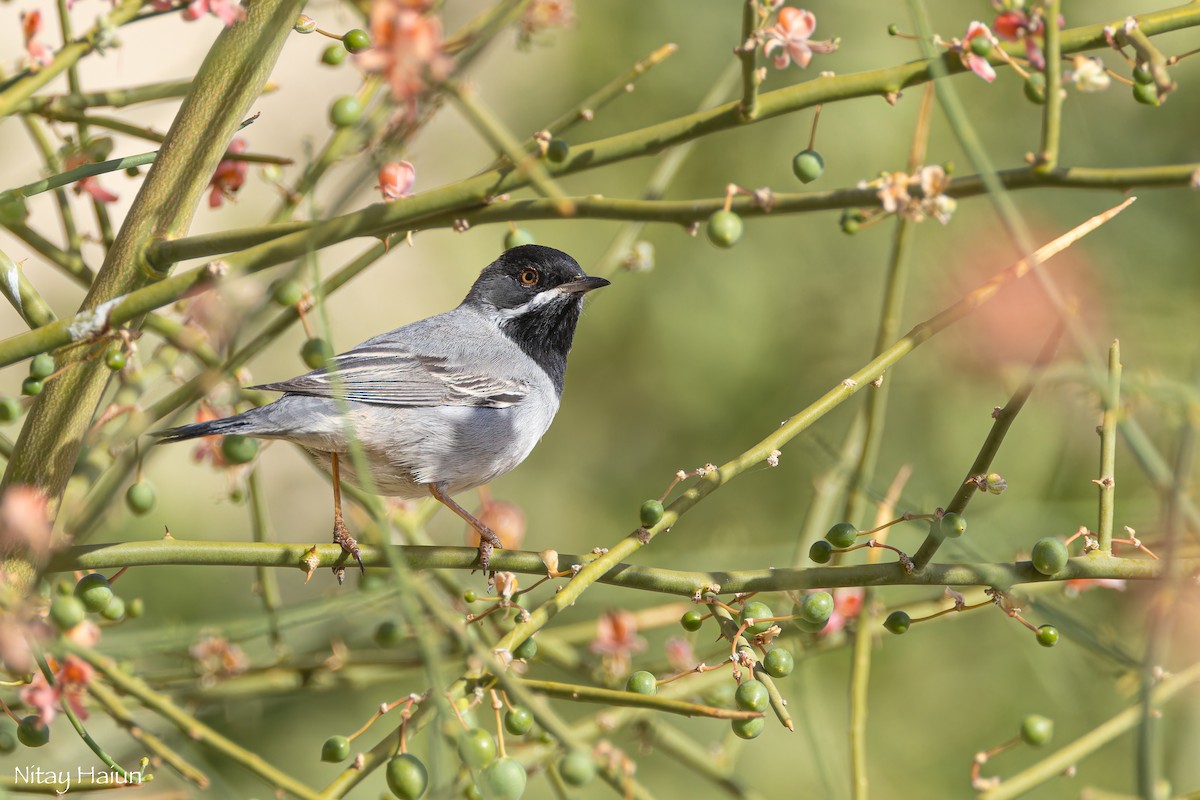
1131;63;1161;106
809;521;858;563
20;352;55;397
54;573;141;630
454;728;528;798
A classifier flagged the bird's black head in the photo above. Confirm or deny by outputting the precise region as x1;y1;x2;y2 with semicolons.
464;244;609;393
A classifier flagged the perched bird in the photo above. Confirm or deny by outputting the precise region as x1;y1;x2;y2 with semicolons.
155;245;608;576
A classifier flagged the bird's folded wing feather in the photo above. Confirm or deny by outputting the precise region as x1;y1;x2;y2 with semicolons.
251;343;528;408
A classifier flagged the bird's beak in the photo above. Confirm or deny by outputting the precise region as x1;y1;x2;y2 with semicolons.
558;275;611;295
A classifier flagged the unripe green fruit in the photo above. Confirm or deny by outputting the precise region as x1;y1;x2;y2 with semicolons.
342;28;371;53
16;716;49;748
374;620;402;648
504;228;535;249
1020;714;1053;746
21;377;43;396
706;210;743;248
680;610;704;632
302;338;334;369
625;670;657;695
883;610;911;634
221;434;258;465
29;353;55;380
105;347;127;371
792;149;825;183
386;753;429;800
463;590;478;603
512;637;537;661
1133;81;1159;106
731;716;765;740
808;540;834;563
639;499;664;528
739;601;774;635
762;647;794;678
1132;63;1154;84
799;591;834;625
840;209;863;235
456;728;497;770
937;512;966;539
1024;73;1047;104
1035;625;1059;647
75;573;113;612
330;96;362;127
125;481;156;515
825;522;858;549
545;139;569;163
321;44;346;66
887;23;900;36
100;596;126;621
969;35;993;57
321;735;351;762
272;280;304;307
558;750;596;786
734;679;769;712
1031;537;1069;575
126;598;144;618
0;397;21;423
49;595;86;631
504;706;534;736
479;757;526;800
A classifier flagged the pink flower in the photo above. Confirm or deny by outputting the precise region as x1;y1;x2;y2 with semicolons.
820;587;865;636
75;177;119;204
590;609;645;677
208;138;248;209
21;11;53;68
359;1;453;111
992;7;1057;71
1065;578;1126;595
0;486;53;558
664;636;694;673
19;655;93;725
764;7;837;69
377;161;416;201
520;0;574;43
960;22;996;83
182;0;245;27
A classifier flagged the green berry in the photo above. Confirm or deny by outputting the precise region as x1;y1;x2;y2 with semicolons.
49;595;86;631
558;750;596;786
799;591;834;625
1024;73;1047;105
1031;537;1069;576
840;208;863;235
74;573;113;613
808;540;834;564
937;512;966;539
126;598;144;618
706;210;743;249
125;481;156;515
763;647;794;678
386;753;428;800
321;735;351;762
302;337;334;369
1133;63;1154;85
1133;81;1159;106
16;716;49;748
886;23;900;36
883;610;911;635
321;44;346;66
1035;624;1059;647
731;716;765;740
504;707;534;736
792;149;825;183
734;679;769;712
0;397;22;423
739;601;774;635
456;728;497;770
374;620;403;648
969;35;993;57
479;757;526;800
221;434;258;465
625;670;657;695
0;197;29;226
100;596;126;621
342;28;371;53
330;96;362;128
29;353;55;380
21;377;43;396
512;637;537;661
639;499;664;528
1020;714;1054;746
272;280;304;307
680;610;704;632
504;228;535;249
463;590;478;603
105;346;127;371
545;139;569;163
825;522;858;549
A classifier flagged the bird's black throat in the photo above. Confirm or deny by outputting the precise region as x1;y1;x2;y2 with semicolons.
498;298;582;395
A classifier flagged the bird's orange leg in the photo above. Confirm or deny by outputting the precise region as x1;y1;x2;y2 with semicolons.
429;482;501;572
330;452;365;581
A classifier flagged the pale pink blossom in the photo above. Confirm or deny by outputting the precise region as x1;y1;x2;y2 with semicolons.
0;486;53;558
1065;578;1126;595
590;609;645;677
19;655;93;724
21;11;53;68
519;0;574;43
1066;55;1110;92
182;0;245;27
960;22;996;83
208;138;248;208
763;7;837;70
664;637;694;673
820;587;865;636
377;161;416;201
359;1;453;111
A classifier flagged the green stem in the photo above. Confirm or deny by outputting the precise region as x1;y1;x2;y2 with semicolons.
11;78;194;115
849;604;873;800
0;151;159;206
518;678;762;721
0;247;59;328
737;0;760;121
1097;340;1121;553
247;469;284;653
1036;0;1063;172
638;720;769;800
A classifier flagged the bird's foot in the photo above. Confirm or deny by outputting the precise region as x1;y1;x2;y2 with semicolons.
474;524;503;574
332;515;365;583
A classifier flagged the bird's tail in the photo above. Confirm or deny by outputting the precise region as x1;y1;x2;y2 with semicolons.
152;410;260;444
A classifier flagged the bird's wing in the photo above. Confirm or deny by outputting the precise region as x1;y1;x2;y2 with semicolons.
251;341;529;409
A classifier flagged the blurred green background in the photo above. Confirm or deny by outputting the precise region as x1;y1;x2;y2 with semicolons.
2;0;1199;797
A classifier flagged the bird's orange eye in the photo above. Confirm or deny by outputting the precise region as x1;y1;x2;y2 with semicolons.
519;268;540;286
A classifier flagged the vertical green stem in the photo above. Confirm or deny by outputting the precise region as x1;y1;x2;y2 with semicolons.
247;469;284;653
849;610;873;800
1097;340;1120;553
738;0;759;120
1036;0;1062;172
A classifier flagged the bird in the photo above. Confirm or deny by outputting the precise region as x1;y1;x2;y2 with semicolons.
154;244;609;578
